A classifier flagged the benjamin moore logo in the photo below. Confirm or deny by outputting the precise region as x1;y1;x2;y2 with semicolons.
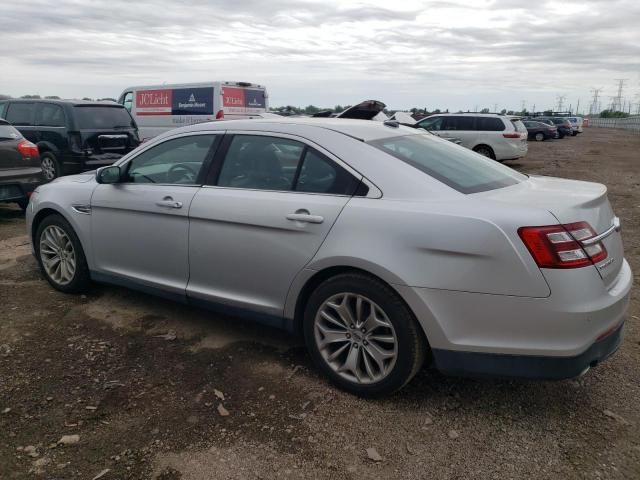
171;88;213;114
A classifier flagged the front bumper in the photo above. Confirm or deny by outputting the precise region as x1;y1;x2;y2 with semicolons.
432;321;623;379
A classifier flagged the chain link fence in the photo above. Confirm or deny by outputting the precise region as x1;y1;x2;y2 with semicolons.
588;116;640;133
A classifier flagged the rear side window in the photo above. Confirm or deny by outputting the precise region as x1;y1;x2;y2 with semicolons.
5;103;35;126
476;117;504;131
368;134;526;194
217;135;359;194
296;149;360;195
0;103;6;118
0;124;22;140
444;116;474;131
35;104;66;127
73;106;135;129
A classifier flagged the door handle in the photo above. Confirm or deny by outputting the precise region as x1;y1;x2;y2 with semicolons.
156;197;183;209
286;212;324;224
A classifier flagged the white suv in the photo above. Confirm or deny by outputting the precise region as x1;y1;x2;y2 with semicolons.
415;113;528;161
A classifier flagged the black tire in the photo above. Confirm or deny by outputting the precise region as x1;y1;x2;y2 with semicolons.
35;214;91;293
534;132;545;142
40;152;61;181
473;145;496;160
303;273;427;397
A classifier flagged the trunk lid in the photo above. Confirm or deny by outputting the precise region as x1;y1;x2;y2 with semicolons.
476;175;624;288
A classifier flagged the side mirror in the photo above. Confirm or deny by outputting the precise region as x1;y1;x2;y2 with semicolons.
96;165;121;184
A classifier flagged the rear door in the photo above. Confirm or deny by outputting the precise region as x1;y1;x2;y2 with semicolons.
91;132;221;297
443;116;475;148
187;132;362;316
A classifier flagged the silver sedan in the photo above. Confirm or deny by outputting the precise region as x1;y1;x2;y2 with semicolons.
26;118;632;396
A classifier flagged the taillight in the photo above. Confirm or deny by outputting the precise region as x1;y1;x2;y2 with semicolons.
215;110;224;119
502;132;521;138
518;222;607;269
17;139;39;159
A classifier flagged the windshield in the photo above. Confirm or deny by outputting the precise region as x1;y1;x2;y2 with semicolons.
367;134;526;194
73;106;135;129
0;124;21;140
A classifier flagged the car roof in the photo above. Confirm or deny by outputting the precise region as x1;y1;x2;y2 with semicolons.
0;98;124;107
427;113;507;118
165;117;418;142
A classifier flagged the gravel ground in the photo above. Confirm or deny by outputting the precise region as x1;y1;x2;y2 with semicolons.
0;127;638;479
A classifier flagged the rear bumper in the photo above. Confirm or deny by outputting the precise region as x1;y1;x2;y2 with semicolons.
395;259;632;379
432;322;623;379
0;167;43;202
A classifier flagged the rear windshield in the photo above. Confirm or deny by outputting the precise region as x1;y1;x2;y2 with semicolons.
73;106;135;129
0;124;21;140
511;119;527;132
367;134;526;194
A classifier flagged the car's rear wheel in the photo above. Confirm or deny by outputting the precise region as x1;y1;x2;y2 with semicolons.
303;273;426;397
535;132;545;142
41;152;60;181
473;145;496;160
35;214;90;293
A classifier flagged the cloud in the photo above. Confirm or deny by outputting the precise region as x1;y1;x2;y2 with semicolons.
0;0;638;111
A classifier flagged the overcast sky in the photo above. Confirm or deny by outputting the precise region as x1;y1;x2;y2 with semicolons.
1;0;639;112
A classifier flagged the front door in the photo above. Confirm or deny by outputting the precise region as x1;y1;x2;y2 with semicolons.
187;133;363;316
91;133;221;297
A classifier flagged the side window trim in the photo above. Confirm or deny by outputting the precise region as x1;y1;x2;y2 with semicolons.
117;131;223;186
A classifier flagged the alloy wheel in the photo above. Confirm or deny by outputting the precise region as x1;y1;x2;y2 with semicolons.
39;225;76;285
41;156;57;181
314;293;398;384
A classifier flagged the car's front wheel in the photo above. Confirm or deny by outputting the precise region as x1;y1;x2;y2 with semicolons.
303;273;426;397
535;132;545;142
35;214;90;293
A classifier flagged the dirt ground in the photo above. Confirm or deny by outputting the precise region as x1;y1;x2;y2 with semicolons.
1;128;638;479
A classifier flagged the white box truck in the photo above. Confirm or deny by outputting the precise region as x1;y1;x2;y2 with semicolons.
117;81;268;140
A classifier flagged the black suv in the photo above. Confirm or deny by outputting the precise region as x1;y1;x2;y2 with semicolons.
0;99;140;180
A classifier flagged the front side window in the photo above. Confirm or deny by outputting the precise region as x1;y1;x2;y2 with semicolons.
368;134;526;194
124;135;218;184
416;116;444;131
35;104;65;127
217;135;360;194
122;92;133;112
5;103;35;126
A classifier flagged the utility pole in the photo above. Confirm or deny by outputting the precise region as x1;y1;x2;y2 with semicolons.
520;100;526;113
493;103;498;113
589;88;602;115
556;95;566;112
575;98;580;115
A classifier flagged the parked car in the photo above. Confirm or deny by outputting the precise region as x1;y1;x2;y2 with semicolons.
0;99;140;180
413;113;528;161
26;118;631;396
118;81;268;140
0;119;43;210
534;117;573;138
522;120;558;141
567;117;584;135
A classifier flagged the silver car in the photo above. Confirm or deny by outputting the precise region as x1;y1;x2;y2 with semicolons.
26;118;632;396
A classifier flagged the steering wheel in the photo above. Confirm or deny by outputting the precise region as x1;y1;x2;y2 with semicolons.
167;163;198;184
